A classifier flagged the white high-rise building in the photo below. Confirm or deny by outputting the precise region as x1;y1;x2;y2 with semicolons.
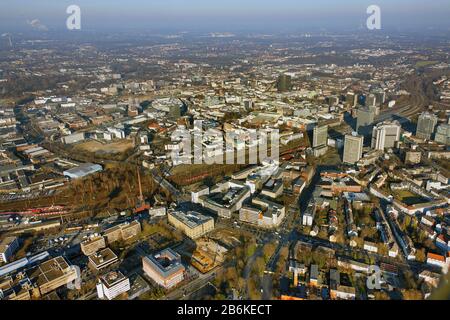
435;124;450;145
343;134;364;164
366;94;377;107
97;271;130;300
417;112;438;140
371;121;401;150
313;125;328;148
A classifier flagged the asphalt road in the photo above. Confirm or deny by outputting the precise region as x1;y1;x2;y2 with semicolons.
163;267;222;300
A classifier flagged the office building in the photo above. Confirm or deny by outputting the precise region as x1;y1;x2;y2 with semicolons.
168;211;214;239
88;248;119;271
0;251;50;279
313;125;328;148
0;237;19;263
261;178;284;199
0;275;34;300
405;150;422;165
373;89;386;105
103;221;141;244
313;145;328;157
435;124;450;145
239;206;263;226
142;249;185;289
28;256;78;296
244;100;253;111
357;95;366;106
369;105;380;117
366;94;377;107
371;121;401;150
80;236;106;256
277;74;292;92
96;271;130;300
356;107;375;131
417;112;438;140
198;180;251;218
343;134;364;164
240;196;286;228
328;96;339;107
346;92;358;107
151;98;184;118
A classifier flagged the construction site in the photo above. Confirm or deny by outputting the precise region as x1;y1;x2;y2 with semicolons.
191;238;228;274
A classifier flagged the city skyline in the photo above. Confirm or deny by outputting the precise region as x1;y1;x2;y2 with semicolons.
0;0;449;305
1;0;450;32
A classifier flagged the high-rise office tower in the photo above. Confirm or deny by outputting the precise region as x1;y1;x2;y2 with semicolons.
313;125;328;148
343;134;364;164
366;94;377;107
416;112;438;140
358;95;366;106
328;96;339;107
277;74;292;92
244;100;253;111
373;89;386;106
371;121;401;150
356;107;375;131
346;92;358;108
368;105;380;117
435;124;450;145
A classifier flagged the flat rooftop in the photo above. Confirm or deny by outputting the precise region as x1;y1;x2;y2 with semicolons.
101;271;127;288
169;211;213;229
89;248;118;266
0;236;17;253
143;248;184;279
204;186;250;208
64;163;102;178
28;256;72;287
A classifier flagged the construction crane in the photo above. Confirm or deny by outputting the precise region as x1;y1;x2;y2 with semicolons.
134;167;150;214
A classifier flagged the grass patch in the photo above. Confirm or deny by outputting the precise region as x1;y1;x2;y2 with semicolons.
415;60;438;68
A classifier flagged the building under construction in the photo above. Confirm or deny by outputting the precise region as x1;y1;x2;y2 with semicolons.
191;238;227;274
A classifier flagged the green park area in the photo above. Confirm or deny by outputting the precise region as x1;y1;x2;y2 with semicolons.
415;60;438;68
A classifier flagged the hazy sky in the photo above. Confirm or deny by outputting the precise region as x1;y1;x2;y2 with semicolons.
1;0;450;32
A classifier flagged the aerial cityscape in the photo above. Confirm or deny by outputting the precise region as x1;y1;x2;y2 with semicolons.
0;0;450;304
